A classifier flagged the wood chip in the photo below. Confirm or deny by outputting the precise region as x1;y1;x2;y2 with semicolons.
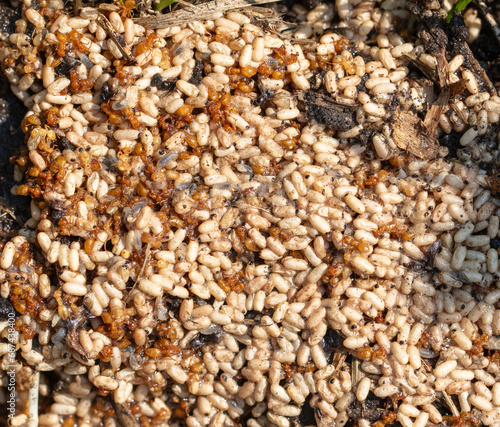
423;87;450;137
351;358;363;386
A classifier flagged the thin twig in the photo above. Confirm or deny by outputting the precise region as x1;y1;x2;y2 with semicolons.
334;353;347;373
133;0;281;29
351;358;363;386
97;13;134;62
74;0;82;16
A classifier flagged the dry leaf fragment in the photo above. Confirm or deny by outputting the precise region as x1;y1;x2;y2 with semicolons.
392;111;439;160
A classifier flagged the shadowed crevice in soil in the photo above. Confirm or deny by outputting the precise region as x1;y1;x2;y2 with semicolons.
0;82;29;219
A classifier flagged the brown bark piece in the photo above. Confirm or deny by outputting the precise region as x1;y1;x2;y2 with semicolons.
297;91;357;132
133;0;281;29
423;87;450;138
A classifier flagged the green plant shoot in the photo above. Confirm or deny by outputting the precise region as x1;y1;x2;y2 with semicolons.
154;0;178;11
446;0;473;23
